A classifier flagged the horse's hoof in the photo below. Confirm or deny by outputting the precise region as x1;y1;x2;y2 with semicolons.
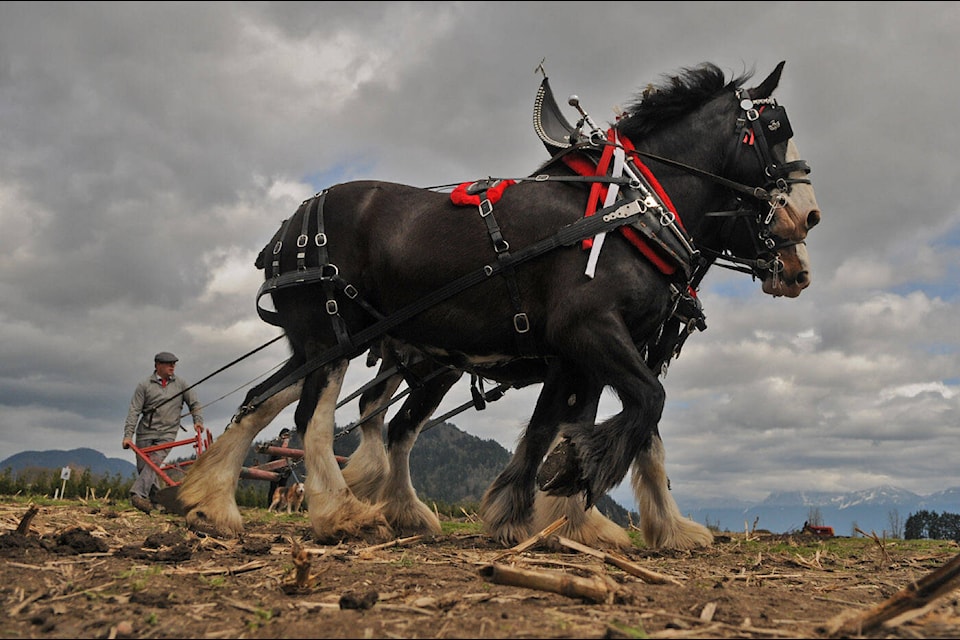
185;510;239;539
153;487;186;515
188;521;235;539
537;438;584;497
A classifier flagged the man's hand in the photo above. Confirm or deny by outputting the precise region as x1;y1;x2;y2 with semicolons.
122;437;133;449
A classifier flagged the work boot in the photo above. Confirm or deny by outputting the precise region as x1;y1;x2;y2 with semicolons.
130;494;153;514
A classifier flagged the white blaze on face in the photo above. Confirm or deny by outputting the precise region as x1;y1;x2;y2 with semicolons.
794;241;811;276
779;140;820;239
760;139;819;297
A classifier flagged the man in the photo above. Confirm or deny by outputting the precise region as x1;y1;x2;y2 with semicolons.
123;351;204;513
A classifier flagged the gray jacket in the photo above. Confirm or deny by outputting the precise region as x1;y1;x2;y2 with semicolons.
124;373;203;443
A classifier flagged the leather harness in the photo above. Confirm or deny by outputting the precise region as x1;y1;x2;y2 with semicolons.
247;196;654;415
245;76;810;415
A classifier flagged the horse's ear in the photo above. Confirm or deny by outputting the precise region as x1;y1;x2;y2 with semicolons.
749;60;786;99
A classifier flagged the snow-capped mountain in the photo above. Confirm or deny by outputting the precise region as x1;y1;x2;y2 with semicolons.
674;485;960;536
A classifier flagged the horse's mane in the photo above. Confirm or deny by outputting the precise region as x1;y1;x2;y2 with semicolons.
615;63;753;139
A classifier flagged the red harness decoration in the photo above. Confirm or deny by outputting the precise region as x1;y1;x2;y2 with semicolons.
450;179;516;207
563;130;685;276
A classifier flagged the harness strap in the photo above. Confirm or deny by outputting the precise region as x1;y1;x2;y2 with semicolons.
241;197;650;412
469;181;535;356
422;381;512;433
562;131;699;281
334;362;458;438
303;193;352;350
555;133;709;376
645;283;707;377
258;191;386;337
269;216;295;279
476;192;510;254
583;131;627;277
296;196;313;271
334;348;430;410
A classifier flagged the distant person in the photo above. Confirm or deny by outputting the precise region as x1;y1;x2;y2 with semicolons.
266;427;292;506
123;351;204;514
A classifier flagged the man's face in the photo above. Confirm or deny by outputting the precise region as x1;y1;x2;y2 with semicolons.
155;361;176;378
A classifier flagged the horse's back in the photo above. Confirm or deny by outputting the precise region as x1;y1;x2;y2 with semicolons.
321;179;586;304
327;180;492;269
269;177;669;354
324;178;583;253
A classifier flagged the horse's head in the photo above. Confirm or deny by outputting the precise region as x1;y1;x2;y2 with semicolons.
719;61;821;298
614;61;821;298
756;139;820;297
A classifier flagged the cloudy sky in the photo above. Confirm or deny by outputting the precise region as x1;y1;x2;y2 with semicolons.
2;2;958;510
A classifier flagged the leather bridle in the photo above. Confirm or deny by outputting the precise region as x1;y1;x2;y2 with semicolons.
623;89;813;282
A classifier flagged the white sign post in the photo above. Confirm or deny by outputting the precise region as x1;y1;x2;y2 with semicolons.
59;466;71;500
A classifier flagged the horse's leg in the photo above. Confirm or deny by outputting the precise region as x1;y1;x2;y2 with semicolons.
532;491;632;551
179;359;306;537
632;432;713;549
537;318;711;551
340;348;402;503
299;360;392;543
530;384;632;551
480;361;594;546
381;363;463;536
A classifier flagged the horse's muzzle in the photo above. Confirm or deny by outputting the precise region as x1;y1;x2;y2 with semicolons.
759;240;811;298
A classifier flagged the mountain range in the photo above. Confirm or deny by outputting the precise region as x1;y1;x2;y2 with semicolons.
1;447;136;478
3;435;959;537
675;485;960;537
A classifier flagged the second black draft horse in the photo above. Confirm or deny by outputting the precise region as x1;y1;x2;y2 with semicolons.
177;61;821;549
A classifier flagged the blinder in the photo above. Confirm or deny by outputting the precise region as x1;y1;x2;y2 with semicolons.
757;103;793;147
736;90;810;191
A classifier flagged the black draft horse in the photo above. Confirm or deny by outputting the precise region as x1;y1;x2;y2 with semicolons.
177;61;821;549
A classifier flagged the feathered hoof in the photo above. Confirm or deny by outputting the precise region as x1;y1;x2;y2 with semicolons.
484;521;534;548
358;520;396;545
184;506;243;539
310;516;394;546
536;438;585;497
645;518;714;550
309;495;395;545
391;514;442;538
557;519;632;552
383;497;442;538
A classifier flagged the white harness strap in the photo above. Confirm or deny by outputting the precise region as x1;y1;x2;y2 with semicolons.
584;133;626;279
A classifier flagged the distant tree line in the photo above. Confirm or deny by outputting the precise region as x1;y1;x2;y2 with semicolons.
904;510;960;541
0;466;131;500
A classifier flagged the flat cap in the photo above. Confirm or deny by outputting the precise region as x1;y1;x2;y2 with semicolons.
154;351;179;363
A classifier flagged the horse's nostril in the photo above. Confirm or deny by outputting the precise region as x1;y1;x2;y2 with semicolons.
796;271;810;286
807;210;821;229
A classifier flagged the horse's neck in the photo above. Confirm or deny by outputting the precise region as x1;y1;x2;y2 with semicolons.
626;141;735;243
532;121;736;255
